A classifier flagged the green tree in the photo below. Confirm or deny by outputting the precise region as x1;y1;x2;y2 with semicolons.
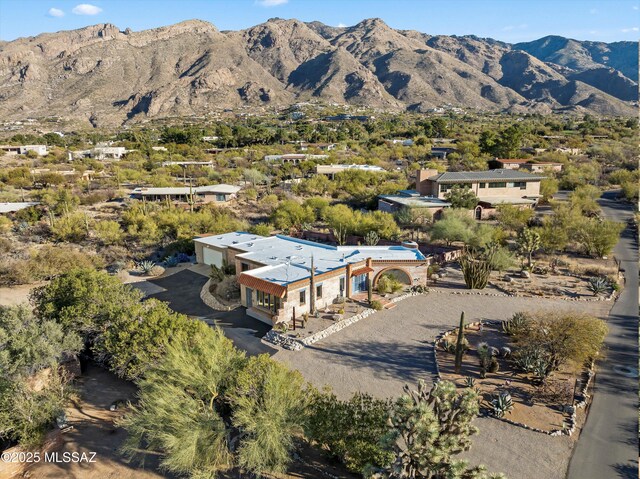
574;218;624;257
539;178;559;202
444;186;478;209
121;326;243;477
94;220;124;245
516;228;541;268
512;311;607;376
429;209;475;245
50;212;90;242
121;328;308;477
372;380;503;479
496;204;533;234
230;355;309;476
569;185;601;217
307;391;393;474
97;299;201;380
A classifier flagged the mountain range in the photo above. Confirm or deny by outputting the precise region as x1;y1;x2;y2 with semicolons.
0;18;637;126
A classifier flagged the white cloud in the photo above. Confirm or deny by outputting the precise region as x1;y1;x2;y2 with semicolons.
337;23;347;28
255;0;288;6
621;27;639;32
72;3;103;15
633;5;639;10
48;7;64;17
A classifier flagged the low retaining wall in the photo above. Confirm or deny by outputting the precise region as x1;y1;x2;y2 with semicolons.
263;291;427;350
200;279;238;311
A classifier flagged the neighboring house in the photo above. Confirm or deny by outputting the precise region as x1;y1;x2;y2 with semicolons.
71;146;127;161
0;145;48;156
263;153;328;165
386;138;414;146
378;190;450;220
0;202;39;214
416;168;545;219
316;164;385;178
130;184;240;203
161;161;215;168
300;142;337;151
429;147;456;159
488;159;563;172
194;232;430;325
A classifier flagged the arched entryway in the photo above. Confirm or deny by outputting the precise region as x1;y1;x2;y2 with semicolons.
373;267;413;287
474;205;483;220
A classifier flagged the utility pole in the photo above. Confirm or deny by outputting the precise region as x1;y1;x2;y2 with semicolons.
309;254;316;316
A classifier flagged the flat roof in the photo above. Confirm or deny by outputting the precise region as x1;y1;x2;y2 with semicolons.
197;233;425;286
429;169;545;183
379;195;451;209
194;232;265;248
0;202;39;213
317;164;385;172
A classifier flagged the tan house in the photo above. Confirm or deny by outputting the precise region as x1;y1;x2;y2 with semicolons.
416;169;545;219
489;159;563;172
194;232;430;325
130;184;240;204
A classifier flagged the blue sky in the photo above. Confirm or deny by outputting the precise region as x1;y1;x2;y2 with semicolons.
0;0;638;43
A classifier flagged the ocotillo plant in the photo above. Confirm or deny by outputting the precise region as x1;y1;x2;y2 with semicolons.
454;311;465;374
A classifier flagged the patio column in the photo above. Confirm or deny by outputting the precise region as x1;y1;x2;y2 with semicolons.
366;258;373;288
346;263;352;298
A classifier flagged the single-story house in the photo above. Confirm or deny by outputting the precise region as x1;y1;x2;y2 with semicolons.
316;164;385;178
429;147;456;159
263;154;328;165
0;145;48;156
130;184;240;203
194;232;430;325
488;159;563;172
378;190;450;221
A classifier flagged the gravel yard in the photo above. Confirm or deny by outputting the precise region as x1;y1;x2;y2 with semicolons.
273;291;612;479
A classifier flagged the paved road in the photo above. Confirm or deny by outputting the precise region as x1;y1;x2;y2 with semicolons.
567;191;638;479
147;269;276;356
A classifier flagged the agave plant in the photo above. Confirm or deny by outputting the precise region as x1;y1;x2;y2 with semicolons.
137;260;156;275
491;392;514;418
588;276;608;296
502;312;530;336
163;255;179;267
464;376;476;388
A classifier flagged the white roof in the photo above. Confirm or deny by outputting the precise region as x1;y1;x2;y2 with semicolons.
0;202;39;213
194;232;265;248
317;164;385;172
478;197;537;205
132;184;240;196
202;234;425;286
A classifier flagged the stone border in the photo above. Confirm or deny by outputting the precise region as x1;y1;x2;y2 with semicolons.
433;319;592;437
263;290;427;350
200;279;239;312
431;284;617;302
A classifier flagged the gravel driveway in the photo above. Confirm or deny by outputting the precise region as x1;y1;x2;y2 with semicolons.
274;291;612;479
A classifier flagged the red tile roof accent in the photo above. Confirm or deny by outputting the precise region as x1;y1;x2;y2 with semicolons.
237;274;287;298
351;266;374;276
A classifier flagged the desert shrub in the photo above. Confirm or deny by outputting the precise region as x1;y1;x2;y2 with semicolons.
149;265;165;277
306;391;393;474
376;274;403;294
0;216;12;233
0;258;34;286
27;245;102;281
94;220;124;245
370;300;383;311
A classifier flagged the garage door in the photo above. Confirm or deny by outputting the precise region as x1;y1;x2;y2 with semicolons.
203;247;223;267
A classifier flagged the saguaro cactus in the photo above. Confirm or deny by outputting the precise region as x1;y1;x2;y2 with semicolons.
454;311;465;374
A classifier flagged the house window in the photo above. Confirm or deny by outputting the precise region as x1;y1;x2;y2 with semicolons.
257;291;281;313
316;284;323;299
299;290;306;305
339;277;345;295
241;262;249;272
479;183;486;188
513;181;526;189
488;182;507;188
216;194;226;201
439;184;450;193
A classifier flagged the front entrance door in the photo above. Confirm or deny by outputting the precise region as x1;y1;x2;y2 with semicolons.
475;206;482;220
245;288;252;308
352;274;367;293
